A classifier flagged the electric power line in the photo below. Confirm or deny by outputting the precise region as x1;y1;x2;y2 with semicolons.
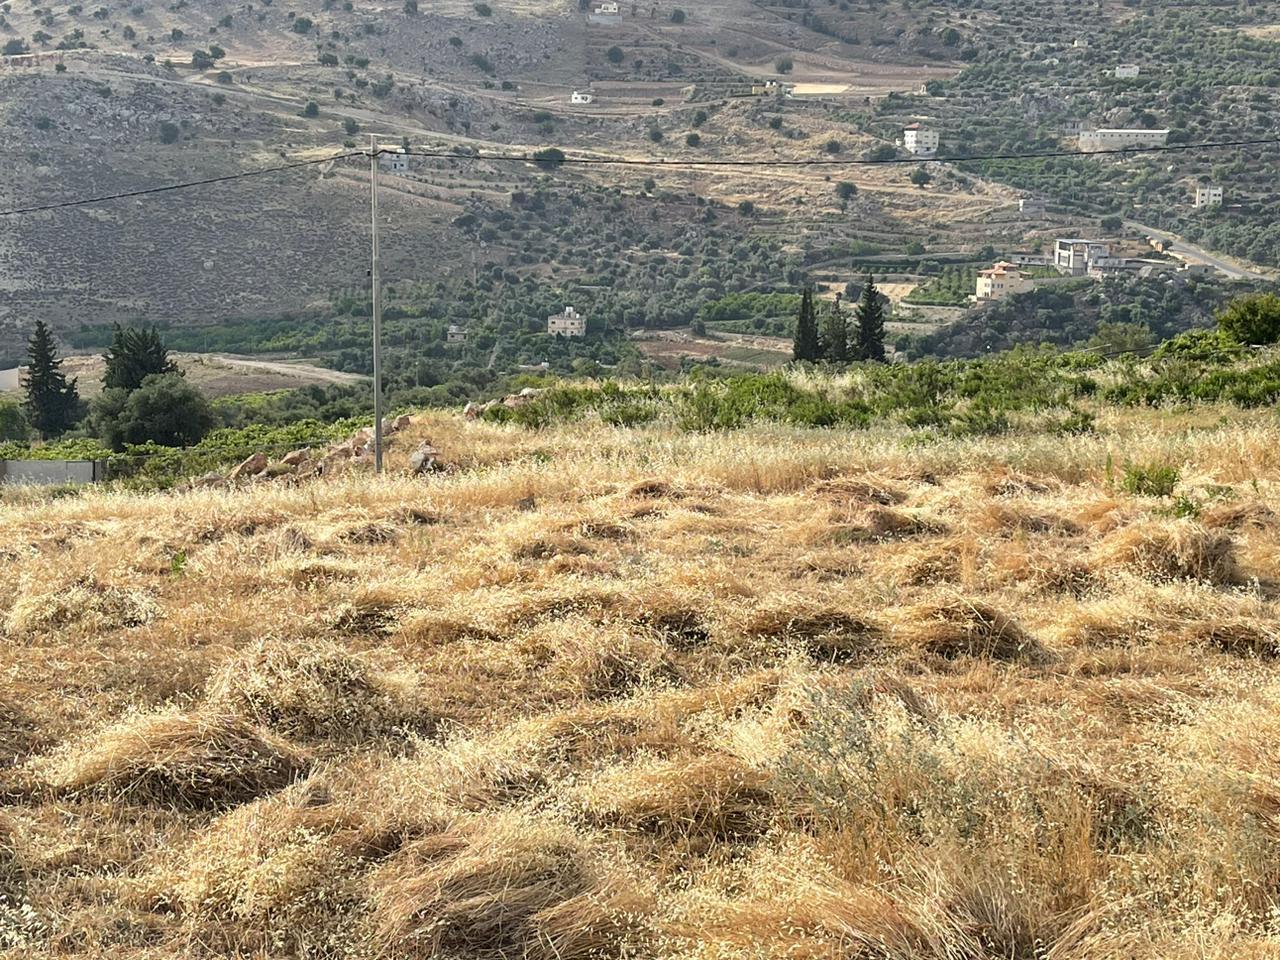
0;150;365;217
0;135;1275;218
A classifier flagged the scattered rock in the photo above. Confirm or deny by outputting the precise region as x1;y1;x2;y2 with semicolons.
282;448;312;467
227;452;268;482
408;442;441;476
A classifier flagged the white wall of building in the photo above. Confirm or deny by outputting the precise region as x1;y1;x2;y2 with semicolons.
1078;129;1169;152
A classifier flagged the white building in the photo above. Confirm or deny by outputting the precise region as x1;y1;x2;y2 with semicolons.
1114;64;1140;79
548;306;586;337
1018;197;1046;217
1087;256;1141;279
379;152;410;174
446;324;467;344
1077;128;1169;152
1194;185;1223;208
594;1;619;12
974;262;1034;302
1054;238;1111;275
903;123;939;157
570;90;594;105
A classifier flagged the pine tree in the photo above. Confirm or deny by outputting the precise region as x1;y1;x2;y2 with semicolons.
22;320;82;438
103;324;178;392
792;287;821;362
821;296;849;362
854;275;886;363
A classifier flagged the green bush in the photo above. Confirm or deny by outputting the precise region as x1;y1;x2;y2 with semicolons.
1122;463;1180;498
91;375;215;451
1217;293;1280;346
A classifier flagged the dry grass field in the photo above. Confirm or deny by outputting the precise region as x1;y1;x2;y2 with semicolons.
4;408;1280;957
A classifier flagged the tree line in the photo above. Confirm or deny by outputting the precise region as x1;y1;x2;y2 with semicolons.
792;275;886;364
16;321;214;449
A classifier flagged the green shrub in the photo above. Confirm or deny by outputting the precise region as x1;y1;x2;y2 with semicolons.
1122;463;1180;498
1217;293;1280;346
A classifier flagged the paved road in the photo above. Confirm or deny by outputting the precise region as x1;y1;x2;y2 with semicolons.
1126;221;1273;282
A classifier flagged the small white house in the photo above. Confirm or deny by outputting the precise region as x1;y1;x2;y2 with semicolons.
903;123;939;157
379;152;410;174
447;324;467;344
1114;64;1140;79
594;1;620;13
570;90;594;105
1194;185;1224;208
548;306;586;337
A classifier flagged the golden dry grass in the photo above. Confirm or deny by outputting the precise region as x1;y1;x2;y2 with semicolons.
3;410;1280;957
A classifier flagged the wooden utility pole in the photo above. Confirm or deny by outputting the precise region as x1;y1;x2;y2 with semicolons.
369;136;384;474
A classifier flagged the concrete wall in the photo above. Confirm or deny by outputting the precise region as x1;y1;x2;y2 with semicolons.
0;460;105;486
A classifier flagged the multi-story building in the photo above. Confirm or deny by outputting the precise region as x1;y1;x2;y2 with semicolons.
974;262;1034;302
447;324;467;344
547;306;586;337
1194;185;1224;208
903;123;939;157
1054;238;1111;275
1077;128;1169;152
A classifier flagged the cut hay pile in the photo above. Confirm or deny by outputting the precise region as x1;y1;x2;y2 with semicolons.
206;639;437;741
542;624;682;699
38;711;309;810
4;576;157;641
575;753;773;847
898;601;1050;662
0;811;21;898
1093;520;1238;583
371;815;646;960
742;603;882;664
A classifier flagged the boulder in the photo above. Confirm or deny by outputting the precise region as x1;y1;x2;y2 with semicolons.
227;452;268;482
282;448;312;466
326;441;354;461
194;471;225;489
408;442;441;475
464;402;481;419
393;414;412;431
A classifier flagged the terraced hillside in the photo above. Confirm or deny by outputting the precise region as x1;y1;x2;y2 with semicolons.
4;399;1280;957
1;0;1278;370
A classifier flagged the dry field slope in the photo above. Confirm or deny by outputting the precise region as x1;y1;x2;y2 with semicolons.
4;412;1280;957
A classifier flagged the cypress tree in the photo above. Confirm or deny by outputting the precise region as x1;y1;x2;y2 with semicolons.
821;296;849;362
102;323;133;391
103;324;178;392
792;286;821;362
22;320;81;438
854;275;886;363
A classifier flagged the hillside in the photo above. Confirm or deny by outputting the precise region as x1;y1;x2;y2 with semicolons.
6;0;1279;375
4;358;1280;955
